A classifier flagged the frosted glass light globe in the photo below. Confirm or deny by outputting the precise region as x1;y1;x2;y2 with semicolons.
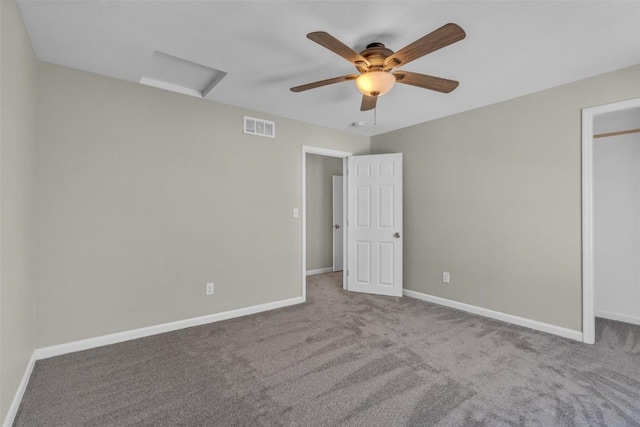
355;71;396;96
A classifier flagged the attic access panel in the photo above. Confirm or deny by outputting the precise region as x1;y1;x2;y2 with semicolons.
140;51;227;98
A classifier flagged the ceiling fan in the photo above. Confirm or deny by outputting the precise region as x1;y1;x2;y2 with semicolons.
290;23;466;111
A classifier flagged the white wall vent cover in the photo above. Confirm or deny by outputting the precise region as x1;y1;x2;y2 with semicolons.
244;116;275;138
140;51;227;99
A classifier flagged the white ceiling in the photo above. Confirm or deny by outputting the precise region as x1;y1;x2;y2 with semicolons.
17;1;640;136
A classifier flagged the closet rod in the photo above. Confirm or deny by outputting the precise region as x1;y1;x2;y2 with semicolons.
594;128;640;139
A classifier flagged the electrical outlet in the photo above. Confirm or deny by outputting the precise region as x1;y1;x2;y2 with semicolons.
206;282;215;295
442;272;450;284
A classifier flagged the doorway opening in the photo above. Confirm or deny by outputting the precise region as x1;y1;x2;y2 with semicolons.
301;146;351;302
582;97;640;344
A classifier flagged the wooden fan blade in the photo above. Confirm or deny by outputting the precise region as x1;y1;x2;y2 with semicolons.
308;32;371;69
393;71;459;93
384;23;465;69
360;95;377;111
290;74;358;92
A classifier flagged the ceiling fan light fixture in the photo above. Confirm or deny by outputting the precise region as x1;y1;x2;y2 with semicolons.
355;71;395;97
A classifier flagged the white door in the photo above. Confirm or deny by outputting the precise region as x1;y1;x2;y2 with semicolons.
333;175;344;272
347;153;403;297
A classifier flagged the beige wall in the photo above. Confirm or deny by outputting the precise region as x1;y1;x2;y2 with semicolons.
306;154;343;271
37;63;369;347
371;64;640;332
0;0;38;419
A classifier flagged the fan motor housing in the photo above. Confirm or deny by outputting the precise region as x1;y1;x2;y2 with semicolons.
360;43;393;68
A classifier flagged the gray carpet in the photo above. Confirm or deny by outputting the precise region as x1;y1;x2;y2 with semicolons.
14;272;640;426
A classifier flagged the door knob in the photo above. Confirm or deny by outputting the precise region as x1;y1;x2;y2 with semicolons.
394;232;401;238
334;224;341;229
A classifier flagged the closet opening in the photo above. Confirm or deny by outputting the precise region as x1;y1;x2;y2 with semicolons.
582;98;640;344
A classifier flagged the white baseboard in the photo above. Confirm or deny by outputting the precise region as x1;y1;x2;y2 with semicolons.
34;296;303;360
2;352;36;427
595;309;640;326
403;289;583;342
306;267;334;276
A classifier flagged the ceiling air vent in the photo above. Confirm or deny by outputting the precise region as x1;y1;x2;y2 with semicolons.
244;116;275;138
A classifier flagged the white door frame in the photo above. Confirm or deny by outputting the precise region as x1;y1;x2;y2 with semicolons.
301;146;352;302
581;97;640;344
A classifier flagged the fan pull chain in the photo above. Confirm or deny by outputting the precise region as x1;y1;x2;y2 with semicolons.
374;106;377;126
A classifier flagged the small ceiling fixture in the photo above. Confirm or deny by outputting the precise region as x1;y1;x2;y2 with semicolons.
291;24;466;112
